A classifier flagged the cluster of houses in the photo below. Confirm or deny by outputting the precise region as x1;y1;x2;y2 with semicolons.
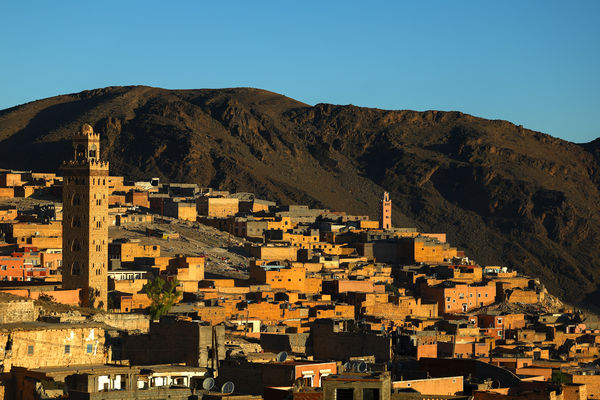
1;161;600;400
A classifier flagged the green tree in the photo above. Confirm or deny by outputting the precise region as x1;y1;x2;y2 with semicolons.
551;370;569;385
143;277;182;320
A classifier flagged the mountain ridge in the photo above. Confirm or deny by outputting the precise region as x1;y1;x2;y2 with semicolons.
1;85;599;307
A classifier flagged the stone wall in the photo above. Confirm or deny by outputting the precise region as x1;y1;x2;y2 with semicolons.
0;295;37;323
92;313;150;333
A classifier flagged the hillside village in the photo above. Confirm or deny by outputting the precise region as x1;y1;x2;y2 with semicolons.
0;125;599;400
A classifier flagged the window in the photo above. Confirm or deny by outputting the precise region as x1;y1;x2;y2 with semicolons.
28;345;34;355
363;388;380;400
336;388;354;400
72;262;81;275
498;331;502;337
86;344;93;353
64;345;71;354
301;376;313;387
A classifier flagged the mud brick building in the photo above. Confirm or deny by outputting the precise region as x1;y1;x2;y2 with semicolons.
61;124;109;309
0;322;106;370
122;319;225;368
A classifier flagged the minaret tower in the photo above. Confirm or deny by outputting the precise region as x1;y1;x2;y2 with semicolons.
61;124;109;309
379;191;392;230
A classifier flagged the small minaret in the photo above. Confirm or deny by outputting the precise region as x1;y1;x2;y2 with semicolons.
379;191;392;230
61;124;109;309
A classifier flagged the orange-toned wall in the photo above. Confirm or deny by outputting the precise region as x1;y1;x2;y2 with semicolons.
109;194;126;205
109;278;148;294
30;289;80;305
507;289;540;304
359;220;379;229
562;383;587;400
416;343;438;359
421;233;447;243
10;221;62;240
0;188;15;198
2;288;80;305
119;243;160;262
294;362;338;387
261;267;306;292
421;283;496;315
195;305;229;324
304;277;323;294
120;293;152;312
197;197;239;218
413;242;457;264
126;191;150;208
516;367;553;381
18;236;61;249
249;246;298;261
392;376;463;395
0;173;22;187
176;204;197;221
337;280;376;293
0;208;17;221
167;256;205;283
569;374;600;399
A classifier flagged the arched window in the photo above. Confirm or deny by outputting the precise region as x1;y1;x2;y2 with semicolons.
72;239;81;252
72;262;81;275
75;144;86;161
71;216;81;228
89;144;97;159
72;193;81;206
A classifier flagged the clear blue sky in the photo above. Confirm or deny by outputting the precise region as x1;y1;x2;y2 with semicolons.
1;1;599;142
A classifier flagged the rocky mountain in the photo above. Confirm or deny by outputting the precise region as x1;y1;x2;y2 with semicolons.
0;85;598;307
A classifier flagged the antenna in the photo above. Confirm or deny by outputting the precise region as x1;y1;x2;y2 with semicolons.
275;351;288;363
355;361;367;373
202;377;215;391
221;381;235;394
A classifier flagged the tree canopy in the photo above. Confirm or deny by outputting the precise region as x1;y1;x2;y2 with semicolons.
143;277;182;320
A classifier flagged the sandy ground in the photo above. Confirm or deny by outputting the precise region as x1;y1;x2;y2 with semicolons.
109;216;250;279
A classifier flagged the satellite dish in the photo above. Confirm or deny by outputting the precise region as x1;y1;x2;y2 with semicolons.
221;381;235;394
202;377;215;391
275;351;288;362
355;361;367;373
343;361;352;371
